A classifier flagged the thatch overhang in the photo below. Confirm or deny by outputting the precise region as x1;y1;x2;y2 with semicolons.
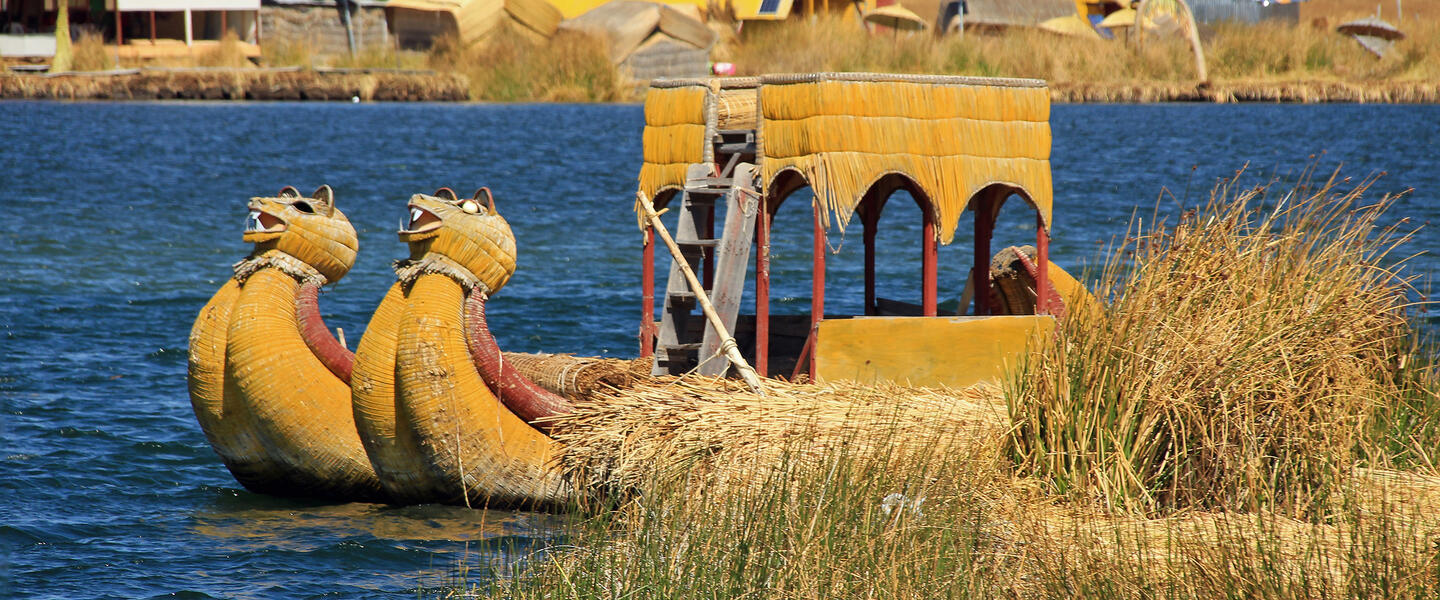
636;73;1054;243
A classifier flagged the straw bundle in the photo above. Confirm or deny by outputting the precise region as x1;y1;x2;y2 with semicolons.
757;73;1054;244
501;353;651;401
352;191;566;507
715;82;759;130
637;81;711;208
548;376;1009;495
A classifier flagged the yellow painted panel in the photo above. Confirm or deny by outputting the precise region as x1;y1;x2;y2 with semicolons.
547;0;708;19
815;316;1055;389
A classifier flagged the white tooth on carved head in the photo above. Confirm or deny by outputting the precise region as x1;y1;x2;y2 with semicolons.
411;208;423;225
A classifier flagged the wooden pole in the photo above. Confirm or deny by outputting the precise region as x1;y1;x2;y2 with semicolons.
755;204;770;378
973;194;994;316
116;9;123;46
640;226;655;357
810;201;825;378
863;208;877;316
639;192;765;394
148;10;154;43
1036;214;1051;315
922;202;937;317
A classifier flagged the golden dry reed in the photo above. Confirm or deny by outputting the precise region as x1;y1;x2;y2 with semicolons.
1007;166;1420;516
449;166;1438;600
757;75;1052;243
730;16;1440;103
425;23;621;102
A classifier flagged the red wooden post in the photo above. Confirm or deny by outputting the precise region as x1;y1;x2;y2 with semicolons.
255;9;262;45
149;11;155;43
755;206;771;377
1036;214;1051;315
811;201;825;377
220;10;227;36
116;10;123;45
863;208;877;316
922;205;938;317
640;227;655;357
973;195;994;316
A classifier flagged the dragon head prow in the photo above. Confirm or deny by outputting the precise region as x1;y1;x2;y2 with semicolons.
244;185;358;283
398;187;517;295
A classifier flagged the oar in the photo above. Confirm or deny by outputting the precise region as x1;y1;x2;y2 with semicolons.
637;191;766;395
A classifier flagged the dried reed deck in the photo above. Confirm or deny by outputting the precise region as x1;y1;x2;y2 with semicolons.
547;376;1010;493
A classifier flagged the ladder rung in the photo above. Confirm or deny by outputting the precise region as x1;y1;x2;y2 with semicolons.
687;177;734;189
676;238;719;248
716;142;757;155
663;343;702;352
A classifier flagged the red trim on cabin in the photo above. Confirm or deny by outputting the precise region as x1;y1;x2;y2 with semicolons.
973;195;995;316
755;207;770;377
922;209;938;317
810;202;825;377
640;226;655;357
862;208;877;316
1036;215;1051;315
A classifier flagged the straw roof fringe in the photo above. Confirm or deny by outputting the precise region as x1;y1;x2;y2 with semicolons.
635;73;1053;243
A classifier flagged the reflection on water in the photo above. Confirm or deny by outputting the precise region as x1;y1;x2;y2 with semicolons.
191;500;563;549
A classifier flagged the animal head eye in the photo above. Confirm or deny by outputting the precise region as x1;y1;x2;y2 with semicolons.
460;199;483;215
292;201;316;214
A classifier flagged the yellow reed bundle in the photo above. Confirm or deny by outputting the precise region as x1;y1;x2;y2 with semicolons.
715;86;758;131
392;274;568;507
637;83;711;211
353;190;566;508
757;74;1054;243
223;267;384;497
549;376;1008;495
189;188;384;502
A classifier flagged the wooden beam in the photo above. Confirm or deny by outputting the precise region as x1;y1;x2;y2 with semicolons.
755;200;771;377
973;194;995;316
148;10;155;44
922;202;937;317
640;226;655;357
1036;214;1051;315
863;208;877;316
810;200;825;377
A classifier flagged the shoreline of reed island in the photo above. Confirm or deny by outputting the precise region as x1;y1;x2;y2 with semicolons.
6;15;1439;103
5;70;1438;104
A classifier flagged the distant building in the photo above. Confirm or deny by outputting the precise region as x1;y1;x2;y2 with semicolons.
1188;0;1300;24
1;0;260;59
262;0;388;55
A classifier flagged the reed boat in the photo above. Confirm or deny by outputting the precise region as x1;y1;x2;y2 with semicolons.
191;72;1096;507
634;72;1093;387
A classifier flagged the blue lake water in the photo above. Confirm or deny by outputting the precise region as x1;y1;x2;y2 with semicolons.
2;101;1438;598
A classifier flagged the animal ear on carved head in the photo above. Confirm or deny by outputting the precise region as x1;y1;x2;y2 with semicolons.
278;186;301;198
311;185;336;216
433;187;459;202
473;187;496;213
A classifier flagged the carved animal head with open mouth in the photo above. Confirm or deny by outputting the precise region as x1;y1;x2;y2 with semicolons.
244;185;359;283
399;187;517;295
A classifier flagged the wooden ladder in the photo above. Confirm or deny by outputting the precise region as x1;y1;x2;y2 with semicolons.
652;157;759;376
